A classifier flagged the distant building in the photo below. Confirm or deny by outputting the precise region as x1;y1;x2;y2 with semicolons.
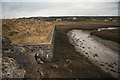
109;18;113;21
72;17;77;20
56;18;62;21
109;18;113;20
92;19;96;21
104;19;108;22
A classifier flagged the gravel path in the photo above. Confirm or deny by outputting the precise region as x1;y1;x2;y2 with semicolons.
67;30;119;78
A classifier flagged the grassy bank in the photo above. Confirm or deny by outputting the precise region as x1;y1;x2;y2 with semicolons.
91;29;120;43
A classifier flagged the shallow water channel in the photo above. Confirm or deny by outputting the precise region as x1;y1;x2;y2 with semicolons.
67;29;119;78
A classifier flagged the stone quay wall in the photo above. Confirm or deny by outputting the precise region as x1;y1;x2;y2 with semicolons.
16;26;55;63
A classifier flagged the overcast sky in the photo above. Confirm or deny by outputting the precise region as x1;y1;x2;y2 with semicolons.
0;0;119;19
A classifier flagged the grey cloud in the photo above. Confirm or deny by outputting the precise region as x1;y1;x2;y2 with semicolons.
2;0;120;2
2;2;118;19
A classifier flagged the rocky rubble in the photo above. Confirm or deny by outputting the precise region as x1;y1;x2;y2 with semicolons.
2;57;25;78
0;37;1;79
2;37;26;78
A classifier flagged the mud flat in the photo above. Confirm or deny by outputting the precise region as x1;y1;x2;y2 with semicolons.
67;29;119;78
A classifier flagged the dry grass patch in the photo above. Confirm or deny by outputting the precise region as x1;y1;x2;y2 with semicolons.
2;19;54;44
